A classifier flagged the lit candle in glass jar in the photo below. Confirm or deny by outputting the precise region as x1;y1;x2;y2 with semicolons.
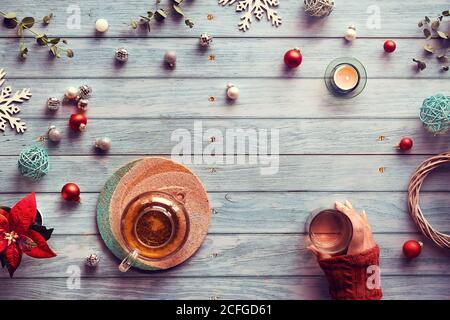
332;64;359;92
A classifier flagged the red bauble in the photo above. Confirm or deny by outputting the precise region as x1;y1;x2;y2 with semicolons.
69;114;87;132
284;48;302;68
61;183;81;201
402;240;422;258
398;137;413;151
384;40;396;53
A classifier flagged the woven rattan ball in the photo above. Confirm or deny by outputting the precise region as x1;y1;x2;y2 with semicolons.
304;0;335;17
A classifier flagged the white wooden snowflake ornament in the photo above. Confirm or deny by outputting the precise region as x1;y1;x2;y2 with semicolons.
0;69;32;134
218;0;282;32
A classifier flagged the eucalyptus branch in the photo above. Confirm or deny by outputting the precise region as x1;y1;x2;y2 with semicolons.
130;0;194;32
0;10;74;59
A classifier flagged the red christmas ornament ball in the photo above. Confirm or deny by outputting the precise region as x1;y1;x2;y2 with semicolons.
61;183;81;201
284;48;302;68
69;114;87;132
398;137;413;151
402;240;422;258
384;40;396;53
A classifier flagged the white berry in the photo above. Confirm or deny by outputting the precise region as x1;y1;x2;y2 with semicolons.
226;84;239;100
64;87;78;100
95;19;109;33
344;25;357;41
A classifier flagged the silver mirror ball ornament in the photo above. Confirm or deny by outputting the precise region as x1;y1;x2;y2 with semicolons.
77;98;89;111
199;33;213;47
115;48;129;62
85;253;100;267
46;97;61;111
78;84;92;99
94;137;112;151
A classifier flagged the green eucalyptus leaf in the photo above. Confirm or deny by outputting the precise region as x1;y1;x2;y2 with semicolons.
413;58;427;71
3;12;18;28
423;28;432;40
174;0;184;4
418;21;423;28
49;37;60;44
43;15;52;25
185;19;194;28
154;9;167;21
431;20;440;31
66;49;74;58
4;12;17;19
437;31;448;39
424;44;435;53
442;10;449;16
442;66;449;72
49;45;58;57
173;5;185;16
130;20;138;29
36;34;48;45
21;17;35;28
425;16;431;23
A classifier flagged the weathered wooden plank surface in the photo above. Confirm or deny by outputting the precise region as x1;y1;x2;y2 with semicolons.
1;155;450;192
0;38;448;79
2;119;450;155
0;0;446;38
0;276;448;300
3;79;448;119
1;233;449;279
3;192;449;235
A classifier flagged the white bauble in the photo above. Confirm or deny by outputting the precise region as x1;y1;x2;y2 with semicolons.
95;19;109;33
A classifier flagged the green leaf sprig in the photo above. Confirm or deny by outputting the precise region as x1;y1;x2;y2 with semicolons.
129;0;194;32
416;10;449;71
1;11;74;59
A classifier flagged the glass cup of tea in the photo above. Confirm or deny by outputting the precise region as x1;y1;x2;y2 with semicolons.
118;191;190;272
305;208;353;256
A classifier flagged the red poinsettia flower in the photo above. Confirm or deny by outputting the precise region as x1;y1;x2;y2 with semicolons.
0;193;56;277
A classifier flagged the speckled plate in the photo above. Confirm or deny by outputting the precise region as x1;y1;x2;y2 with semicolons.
96;157;211;271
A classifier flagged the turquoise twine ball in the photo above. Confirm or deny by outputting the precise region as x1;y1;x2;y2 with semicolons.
17;146;50;181
419;93;450;135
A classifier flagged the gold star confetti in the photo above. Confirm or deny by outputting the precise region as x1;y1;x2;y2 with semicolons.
209;96;216;102
377;135;385;141
378;167;385;173
210;136;216;142
208;55;216;61
207;14;214;20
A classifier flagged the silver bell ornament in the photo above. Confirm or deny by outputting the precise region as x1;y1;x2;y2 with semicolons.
78;85;92;99
48;125;62;143
46;97;61;111
115;47;129;62
94;137;112;151
199;33;213;47
85;253;100;267
77;98;89;111
164;51;177;68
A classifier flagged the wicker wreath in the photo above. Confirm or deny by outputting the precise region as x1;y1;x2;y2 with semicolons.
407;152;450;248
